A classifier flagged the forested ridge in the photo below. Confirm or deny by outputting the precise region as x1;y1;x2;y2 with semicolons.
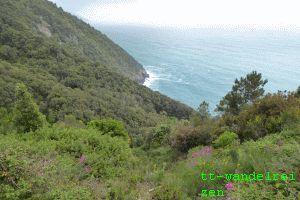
0;0;194;131
0;0;299;199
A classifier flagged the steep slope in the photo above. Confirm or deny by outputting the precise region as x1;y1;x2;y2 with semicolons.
0;0;147;83
0;0;194;130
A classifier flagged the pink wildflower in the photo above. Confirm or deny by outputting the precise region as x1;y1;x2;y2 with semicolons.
79;155;86;164
225;182;234;191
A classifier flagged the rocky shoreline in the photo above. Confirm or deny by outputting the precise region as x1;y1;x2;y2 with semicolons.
136;68;150;84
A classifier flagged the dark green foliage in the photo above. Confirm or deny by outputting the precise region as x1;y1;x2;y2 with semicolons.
197;101;210;120
88;118;130;142
144;124;172;149
0;107;13;134
217;71;268;115
224;92;299;140
55;114;85;129
0;0;146;82
296;86;300;97
171;123;212;153
0;0;194;130
13;83;45;133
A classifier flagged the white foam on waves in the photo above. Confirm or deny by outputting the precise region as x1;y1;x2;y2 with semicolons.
143;68;159;88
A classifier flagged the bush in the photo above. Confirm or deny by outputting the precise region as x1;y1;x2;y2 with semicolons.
144;124;171;149
171;124;212;153
13;83;45;133
31;127;133;179
213;131;238;148
0;107;14;135
87;119;130;143
0;124;136;199
227;92;299;140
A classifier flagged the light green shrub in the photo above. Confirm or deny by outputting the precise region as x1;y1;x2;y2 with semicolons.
213;131;238;148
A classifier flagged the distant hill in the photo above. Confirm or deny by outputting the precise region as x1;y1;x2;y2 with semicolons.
0;0;194;130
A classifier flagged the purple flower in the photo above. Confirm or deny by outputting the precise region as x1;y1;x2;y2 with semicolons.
225;182;234;191
79;155;86;164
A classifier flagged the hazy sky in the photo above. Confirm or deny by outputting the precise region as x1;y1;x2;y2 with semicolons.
49;0;300;29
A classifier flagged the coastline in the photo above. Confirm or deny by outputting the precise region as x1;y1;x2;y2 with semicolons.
143;69;158;88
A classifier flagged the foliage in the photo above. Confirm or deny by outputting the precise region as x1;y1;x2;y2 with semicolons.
144;124;172;149
13;83;45;133
0;0;194;131
0;107;14;134
151;184;184;200
88;118;130;142
217;71;268;115
0;0;299;198
295;86;300;97
0;125;135;199
171;123;212;153
223;92;299;141
213;131;239;148
197;101;210;120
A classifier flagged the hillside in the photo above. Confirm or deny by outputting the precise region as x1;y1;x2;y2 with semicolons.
0;0;299;199
1;0;147;83
0;0;194;130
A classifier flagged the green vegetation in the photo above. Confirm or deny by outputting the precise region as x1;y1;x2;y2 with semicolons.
2;73;298;199
88;119;130;143
0;0;146;83
13;83;45;133
0;0;194;131
212;131;238;148
0;0;299;199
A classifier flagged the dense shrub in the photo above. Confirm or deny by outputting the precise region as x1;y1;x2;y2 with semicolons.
221;92;299;141
0;107;14;134
87;118;130;143
0;125;135;199
31;127;133;178
171;124;212;153
213;131;239;148
13;83;45;133
144;124;171;149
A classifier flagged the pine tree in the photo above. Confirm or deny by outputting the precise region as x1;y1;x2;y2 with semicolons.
296;86;300;97
217;71;268;115
13;83;44;133
198;101;210;120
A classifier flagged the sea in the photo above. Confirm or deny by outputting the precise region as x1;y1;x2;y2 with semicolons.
97;25;300;111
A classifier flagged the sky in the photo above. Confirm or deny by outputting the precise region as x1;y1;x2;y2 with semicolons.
49;0;300;29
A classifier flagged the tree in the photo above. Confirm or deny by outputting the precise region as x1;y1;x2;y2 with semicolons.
198;101;210;120
13;83;44;133
217;71;268;115
296;86;300;98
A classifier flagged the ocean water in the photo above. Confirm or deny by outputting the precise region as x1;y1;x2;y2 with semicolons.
98;25;300;110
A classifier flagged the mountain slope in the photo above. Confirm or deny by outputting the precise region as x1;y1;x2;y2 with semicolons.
0;0;194;130
0;0;148;83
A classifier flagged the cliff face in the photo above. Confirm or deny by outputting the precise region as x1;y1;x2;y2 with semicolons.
136;68;150;84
